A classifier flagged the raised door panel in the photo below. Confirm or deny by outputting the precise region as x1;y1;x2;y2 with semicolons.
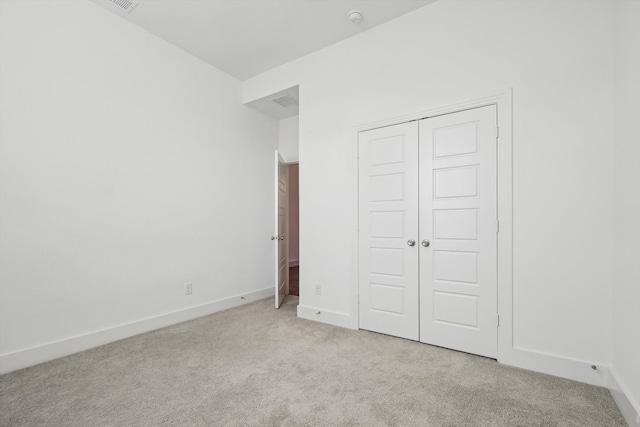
370;211;405;238
370;174;405;201
358;122;419;341
434;166;478;199
434;209;478;240
433;122;478;158
433;251;478;284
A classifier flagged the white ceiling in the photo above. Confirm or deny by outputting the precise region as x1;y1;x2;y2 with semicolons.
94;0;434;81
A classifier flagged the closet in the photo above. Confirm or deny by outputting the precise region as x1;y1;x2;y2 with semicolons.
358;105;498;358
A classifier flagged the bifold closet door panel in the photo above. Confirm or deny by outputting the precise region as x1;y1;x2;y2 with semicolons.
419;106;498;358
358;122;419;341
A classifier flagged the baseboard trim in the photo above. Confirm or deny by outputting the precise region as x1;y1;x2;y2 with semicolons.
499;346;610;387
297;305;353;329
609;368;640;426
0;287;274;375
289;259;299;267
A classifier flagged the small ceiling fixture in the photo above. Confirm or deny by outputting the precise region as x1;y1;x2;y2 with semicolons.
348;9;363;24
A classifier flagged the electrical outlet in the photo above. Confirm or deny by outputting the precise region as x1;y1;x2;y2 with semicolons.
184;282;193;295
315;284;322;296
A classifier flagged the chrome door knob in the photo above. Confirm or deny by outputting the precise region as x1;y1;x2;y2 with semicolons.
407;239;416;247
421;239;430;247
278;235;284;241
271;236;277;240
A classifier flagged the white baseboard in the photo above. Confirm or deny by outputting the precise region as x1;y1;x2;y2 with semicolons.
0;287;274;375
289;259;299;267
297;305;353;329
500;346;611;387
609;368;640;426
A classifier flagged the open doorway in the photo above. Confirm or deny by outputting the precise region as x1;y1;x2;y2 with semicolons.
244;86;299;308
276;113;299;307
288;163;299;296
273;156;299;307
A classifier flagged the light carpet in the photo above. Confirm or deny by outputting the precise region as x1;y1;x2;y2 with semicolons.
0;296;626;426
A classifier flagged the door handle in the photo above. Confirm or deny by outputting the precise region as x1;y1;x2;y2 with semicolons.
278;235;284;241
271;236;277;240
421;239;430;247
407;239;416;247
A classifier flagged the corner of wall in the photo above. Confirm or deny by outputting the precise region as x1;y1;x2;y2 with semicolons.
609;368;640;426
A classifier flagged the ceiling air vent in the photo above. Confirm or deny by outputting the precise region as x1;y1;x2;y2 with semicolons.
109;0;139;13
270;94;298;108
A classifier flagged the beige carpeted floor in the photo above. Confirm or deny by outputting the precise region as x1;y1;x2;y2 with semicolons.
0;296;626;426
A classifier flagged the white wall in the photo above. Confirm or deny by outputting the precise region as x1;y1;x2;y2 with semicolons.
244;0;617;381
612;0;640;418
0;0;278;372
278;116;299;163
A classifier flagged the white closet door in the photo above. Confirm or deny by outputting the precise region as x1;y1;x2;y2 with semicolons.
358;122;419;340
419;106;498;358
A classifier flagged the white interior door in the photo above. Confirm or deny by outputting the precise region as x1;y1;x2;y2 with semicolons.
419;105;498;358
274;151;288;308
358;122;419;340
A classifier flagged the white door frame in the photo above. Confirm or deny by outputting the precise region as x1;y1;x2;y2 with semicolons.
353;88;513;362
